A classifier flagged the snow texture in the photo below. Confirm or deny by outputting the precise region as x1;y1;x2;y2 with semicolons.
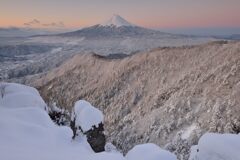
0;82;239;160
73;100;104;132
36;41;240;159
0;83;125;160
0;82;46;110
126;143;177;160
181;124;197;140
0;82;180;160
189;133;240;160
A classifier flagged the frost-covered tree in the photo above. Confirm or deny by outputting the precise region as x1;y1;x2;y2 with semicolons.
104;142;118;153
48;102;70;126
230;118;240;134
0;83;7;98
165;132;191;160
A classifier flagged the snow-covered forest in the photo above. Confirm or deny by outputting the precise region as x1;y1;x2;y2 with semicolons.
0;83;239;160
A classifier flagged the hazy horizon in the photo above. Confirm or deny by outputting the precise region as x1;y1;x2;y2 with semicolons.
1;0;240;35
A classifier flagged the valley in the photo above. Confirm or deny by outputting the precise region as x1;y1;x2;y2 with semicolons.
0;15;213;83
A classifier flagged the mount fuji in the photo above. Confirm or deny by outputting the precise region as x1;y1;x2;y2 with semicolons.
100;14;135;27
59;15;172;38
28;15;214;56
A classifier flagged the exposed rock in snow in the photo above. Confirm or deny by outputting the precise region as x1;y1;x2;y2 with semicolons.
84;122;106;152
71;100;106;152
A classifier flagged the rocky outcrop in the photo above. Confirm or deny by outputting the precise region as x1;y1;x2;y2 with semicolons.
71;118;106;152
85;123;106;152
70;100;106;152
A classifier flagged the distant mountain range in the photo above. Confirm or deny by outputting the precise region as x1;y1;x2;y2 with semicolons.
59;15;188;39
214;34;240;40
0;27;69;37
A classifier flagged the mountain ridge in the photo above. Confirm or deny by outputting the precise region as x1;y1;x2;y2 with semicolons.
37;41;240;159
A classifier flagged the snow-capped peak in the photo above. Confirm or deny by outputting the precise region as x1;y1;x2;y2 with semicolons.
100;14;135;27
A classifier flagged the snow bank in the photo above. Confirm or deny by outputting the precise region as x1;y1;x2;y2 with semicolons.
0;83;178;160
73;100;104;132
0;83;125;160
126;143;177;160
0;82;46;110
189;133;240;160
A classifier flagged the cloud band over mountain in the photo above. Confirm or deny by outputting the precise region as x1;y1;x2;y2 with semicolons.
23;19;65;28
23;19;40;26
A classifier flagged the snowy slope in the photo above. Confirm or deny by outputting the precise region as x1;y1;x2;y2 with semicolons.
126;143;177;160
37;41;240;159
1;83;239;160
0;82;177;160
189;133;240;160
0;82;47;110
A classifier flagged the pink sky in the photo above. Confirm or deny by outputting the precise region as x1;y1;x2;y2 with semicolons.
0;0;240;29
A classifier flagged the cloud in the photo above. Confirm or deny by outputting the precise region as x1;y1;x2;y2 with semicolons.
23;19;40;26
0;27;21;31
42;21;65;28
24;19;65;28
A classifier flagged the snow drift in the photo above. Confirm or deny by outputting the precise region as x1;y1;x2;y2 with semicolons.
73;100;104;132
126;143;177;160
1;82;239;160
189;133;240;160
0;82;176;160
0;83;124;160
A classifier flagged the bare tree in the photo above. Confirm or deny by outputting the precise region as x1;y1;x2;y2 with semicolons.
0;83;7;98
